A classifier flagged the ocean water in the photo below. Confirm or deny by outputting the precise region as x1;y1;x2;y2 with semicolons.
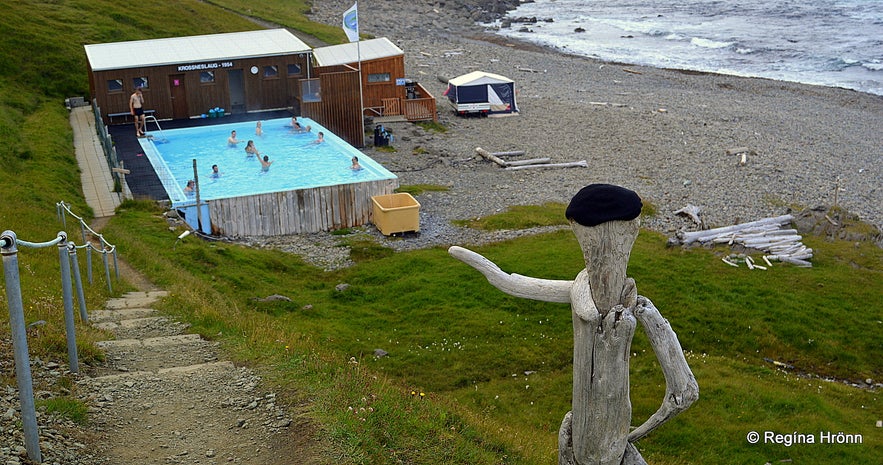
491;0;883;96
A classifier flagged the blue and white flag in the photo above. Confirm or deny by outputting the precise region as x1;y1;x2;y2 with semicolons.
342;2;359;42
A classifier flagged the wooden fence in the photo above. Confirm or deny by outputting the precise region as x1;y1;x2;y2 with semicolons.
208;179;397;236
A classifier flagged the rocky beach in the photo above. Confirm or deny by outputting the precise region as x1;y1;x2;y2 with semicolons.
240;0;883;270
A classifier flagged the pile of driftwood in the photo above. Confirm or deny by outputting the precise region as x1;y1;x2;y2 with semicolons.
675;214;813;268
474;147;587;171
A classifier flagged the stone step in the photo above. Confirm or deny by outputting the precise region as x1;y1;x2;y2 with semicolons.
105;290;169;309
89;307;158;323
87;360;236;383
92;316;189;339
92;334;219;375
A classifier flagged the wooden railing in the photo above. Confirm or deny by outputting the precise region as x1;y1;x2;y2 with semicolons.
403;98;436;122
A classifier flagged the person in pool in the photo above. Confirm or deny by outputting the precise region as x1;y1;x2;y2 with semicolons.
312;131;325;144
350;156;362;171
183;179;195;195
255;121;263;137
259;155;273;172
227;130;240;146
245;140;260;157
210;164;221;179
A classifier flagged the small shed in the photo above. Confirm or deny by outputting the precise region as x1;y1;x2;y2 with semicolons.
84;29;313;123
311;38;436;124
445;71;519;115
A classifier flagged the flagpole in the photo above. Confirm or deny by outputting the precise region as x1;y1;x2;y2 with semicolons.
357;5;364;146
343;1;364;145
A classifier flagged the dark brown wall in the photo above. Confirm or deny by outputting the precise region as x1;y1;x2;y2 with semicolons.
89;53;311;123
301;69;364;148
360;56;405;111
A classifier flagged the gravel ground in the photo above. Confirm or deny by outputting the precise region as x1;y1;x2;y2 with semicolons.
241;0;883;270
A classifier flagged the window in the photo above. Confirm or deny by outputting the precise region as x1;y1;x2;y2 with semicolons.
200;71;215;83
287;64;302;76
301;79;321;103
263;65;279;78
367;73;391;83
107;79;123;92
132;77;149;89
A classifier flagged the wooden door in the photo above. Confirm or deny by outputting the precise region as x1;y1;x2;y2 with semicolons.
169;74;189;119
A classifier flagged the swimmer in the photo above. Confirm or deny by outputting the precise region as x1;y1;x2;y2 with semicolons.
210;164;221;179
184;179;195;195
255;121;263;137
245;140;260;157
227;130;240;146
350;156;362;171
311;131;325;144
259;155;273;172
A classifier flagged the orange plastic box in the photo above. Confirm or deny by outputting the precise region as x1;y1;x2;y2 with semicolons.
371;193;420;235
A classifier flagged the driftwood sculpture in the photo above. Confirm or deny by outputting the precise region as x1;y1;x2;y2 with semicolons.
449;184;698;465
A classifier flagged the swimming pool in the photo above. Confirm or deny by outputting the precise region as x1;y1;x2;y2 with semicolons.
139;117;396;204
137;117;399;236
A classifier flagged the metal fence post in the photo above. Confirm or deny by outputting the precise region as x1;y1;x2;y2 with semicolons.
57;232;79;374
86;246;93;284
1;231;43;463
102;249;113;293
69;244;89;323
112;248;120;280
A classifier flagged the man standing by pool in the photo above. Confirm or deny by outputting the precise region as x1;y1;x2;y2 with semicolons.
129;87;145;137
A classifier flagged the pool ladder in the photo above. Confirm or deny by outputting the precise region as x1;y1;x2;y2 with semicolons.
144;115;167;141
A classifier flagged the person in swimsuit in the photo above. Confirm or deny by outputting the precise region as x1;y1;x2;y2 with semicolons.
255;121;263;137
130;87;145;137
259;155;273;172
245;140;260;157
350;156;362;171
228;130;241;146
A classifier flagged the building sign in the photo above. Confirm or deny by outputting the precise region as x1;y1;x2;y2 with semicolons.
177;61;235;72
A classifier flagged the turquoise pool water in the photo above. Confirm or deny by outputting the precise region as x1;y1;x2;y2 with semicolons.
138;117;396;205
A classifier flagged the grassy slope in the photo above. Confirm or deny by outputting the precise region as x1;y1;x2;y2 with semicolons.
0;1;880;464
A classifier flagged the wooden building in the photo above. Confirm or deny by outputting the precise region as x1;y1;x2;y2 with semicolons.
84;29;313;123
305;38;437;147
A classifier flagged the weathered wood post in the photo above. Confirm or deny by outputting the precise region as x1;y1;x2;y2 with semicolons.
450;184;698;465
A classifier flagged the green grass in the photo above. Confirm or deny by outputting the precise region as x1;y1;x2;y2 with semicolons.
396;184;451;196
454;203;568;230
0;1;880;464
97;201;881;464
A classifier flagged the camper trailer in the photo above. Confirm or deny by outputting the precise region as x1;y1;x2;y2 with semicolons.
445;71;518;116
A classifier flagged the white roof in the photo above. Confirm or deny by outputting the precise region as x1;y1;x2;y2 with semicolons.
84;29;311;71
312;38;403;67
448;71;514;87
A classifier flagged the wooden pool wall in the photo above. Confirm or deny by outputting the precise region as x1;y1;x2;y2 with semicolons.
204;179;398;236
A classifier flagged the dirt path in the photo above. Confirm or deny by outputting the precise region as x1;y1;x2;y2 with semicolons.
78;243;331;464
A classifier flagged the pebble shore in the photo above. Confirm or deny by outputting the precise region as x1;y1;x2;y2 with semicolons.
254;1;882;270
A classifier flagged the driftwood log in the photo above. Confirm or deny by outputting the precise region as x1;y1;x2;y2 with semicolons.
474;147;508;166
675;214;813;267
450;207;697;465
505;158;552;166
504;160;587;171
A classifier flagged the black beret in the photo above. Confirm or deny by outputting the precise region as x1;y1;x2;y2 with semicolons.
565;184;642;226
